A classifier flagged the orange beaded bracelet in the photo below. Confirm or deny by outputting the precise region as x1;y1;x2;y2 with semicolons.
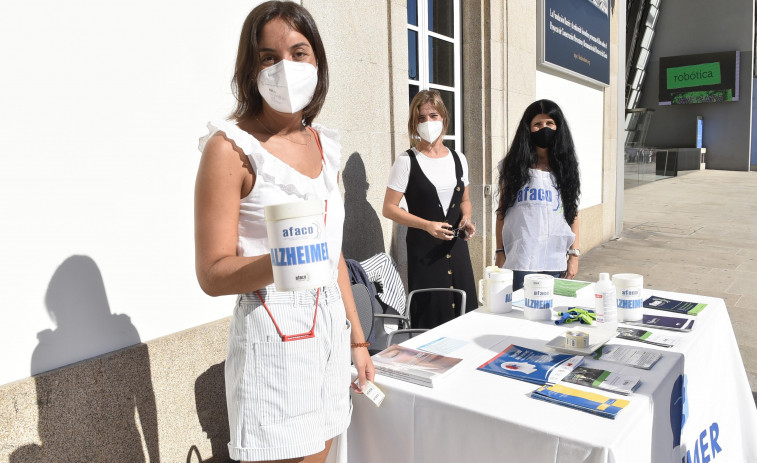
350;342;370;348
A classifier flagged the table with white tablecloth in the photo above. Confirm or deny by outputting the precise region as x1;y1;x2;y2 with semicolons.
329;289;757;463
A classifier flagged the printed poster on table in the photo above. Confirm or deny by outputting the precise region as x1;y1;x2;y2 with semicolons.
478;344;583;385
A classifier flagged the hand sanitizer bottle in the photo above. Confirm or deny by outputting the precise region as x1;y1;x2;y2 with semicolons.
595;273;618;331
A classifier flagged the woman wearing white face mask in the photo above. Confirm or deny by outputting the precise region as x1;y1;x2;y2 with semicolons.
194;2;373;462
382;90;477;329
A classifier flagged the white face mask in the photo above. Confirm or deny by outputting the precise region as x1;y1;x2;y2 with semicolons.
257;60;318;114
417;120;444;143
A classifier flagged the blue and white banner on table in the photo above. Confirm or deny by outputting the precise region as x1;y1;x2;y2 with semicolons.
666;295;757;462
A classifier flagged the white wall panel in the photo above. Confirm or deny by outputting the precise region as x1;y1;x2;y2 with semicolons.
0;1;263;385
535;70;604;209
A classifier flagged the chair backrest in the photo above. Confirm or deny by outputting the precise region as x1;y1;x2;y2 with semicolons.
346;257;385;344
351;283;375;345
351;282;401;355
355;253;469;349
405;288;467;324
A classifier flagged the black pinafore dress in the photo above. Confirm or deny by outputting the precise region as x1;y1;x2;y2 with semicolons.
404;148;477;329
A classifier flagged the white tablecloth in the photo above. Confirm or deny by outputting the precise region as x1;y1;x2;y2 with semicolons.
329;289;757;463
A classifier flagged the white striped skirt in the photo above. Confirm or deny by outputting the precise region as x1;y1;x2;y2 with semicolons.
225;282;352;461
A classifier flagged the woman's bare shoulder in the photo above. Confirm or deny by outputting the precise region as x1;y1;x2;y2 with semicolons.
203;131;240;156
199;131;254;178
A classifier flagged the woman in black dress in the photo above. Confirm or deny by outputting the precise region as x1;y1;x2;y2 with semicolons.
382;90;477;329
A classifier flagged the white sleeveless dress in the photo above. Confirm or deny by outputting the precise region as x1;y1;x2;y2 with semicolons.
198;120;352;461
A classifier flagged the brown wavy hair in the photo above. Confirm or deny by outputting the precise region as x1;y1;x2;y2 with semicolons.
230;1;329;126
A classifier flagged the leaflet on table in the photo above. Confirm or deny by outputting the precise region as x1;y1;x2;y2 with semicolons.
615;327;679;348
417;337;469;356
354;379;385;407
477;344;583;385
553;278;593;298
561;366;641;395
643;295;707;315
592;344;661;370
371;344;463;388
625;313;696;332
531;383;630;419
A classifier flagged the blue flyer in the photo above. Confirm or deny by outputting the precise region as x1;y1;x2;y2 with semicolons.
477;344;583;385
531;383;630;419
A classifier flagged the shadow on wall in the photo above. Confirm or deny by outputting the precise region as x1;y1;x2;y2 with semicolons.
10;255;160;462
342;152;385;261
189;362;237;463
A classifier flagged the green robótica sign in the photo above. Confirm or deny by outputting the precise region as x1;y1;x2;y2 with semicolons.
667;62;721;90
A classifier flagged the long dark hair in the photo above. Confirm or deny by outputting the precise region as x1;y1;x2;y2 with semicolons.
231;1;329;126
496;99;580;225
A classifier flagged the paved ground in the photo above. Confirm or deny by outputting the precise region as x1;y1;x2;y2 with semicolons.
574;169;757;403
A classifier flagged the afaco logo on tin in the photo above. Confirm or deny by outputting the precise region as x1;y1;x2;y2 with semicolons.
281;222;321;241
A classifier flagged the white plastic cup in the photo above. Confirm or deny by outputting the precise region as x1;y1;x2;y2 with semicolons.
613;273;644;322
478;268;514;313
523;274;554;321
265;200;333;291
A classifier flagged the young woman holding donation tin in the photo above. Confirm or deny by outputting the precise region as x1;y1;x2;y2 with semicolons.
382;90;477;329
495;99;581;292
193;2;373;462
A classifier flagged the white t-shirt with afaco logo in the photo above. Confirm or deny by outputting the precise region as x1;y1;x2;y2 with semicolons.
501;169;575;272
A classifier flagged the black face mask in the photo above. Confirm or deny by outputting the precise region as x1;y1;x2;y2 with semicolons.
530;127;556;148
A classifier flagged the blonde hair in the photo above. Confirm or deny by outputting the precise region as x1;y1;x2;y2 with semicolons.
407;90;448;148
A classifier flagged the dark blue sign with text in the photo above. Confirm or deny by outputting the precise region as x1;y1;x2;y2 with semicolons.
542;0;610;86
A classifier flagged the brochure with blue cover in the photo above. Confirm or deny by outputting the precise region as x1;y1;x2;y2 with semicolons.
643;295;707;316
626;313;696;332
531;383;630;419
477;344;583;385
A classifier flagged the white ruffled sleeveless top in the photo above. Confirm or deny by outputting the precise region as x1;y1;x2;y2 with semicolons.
198;120;345;280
